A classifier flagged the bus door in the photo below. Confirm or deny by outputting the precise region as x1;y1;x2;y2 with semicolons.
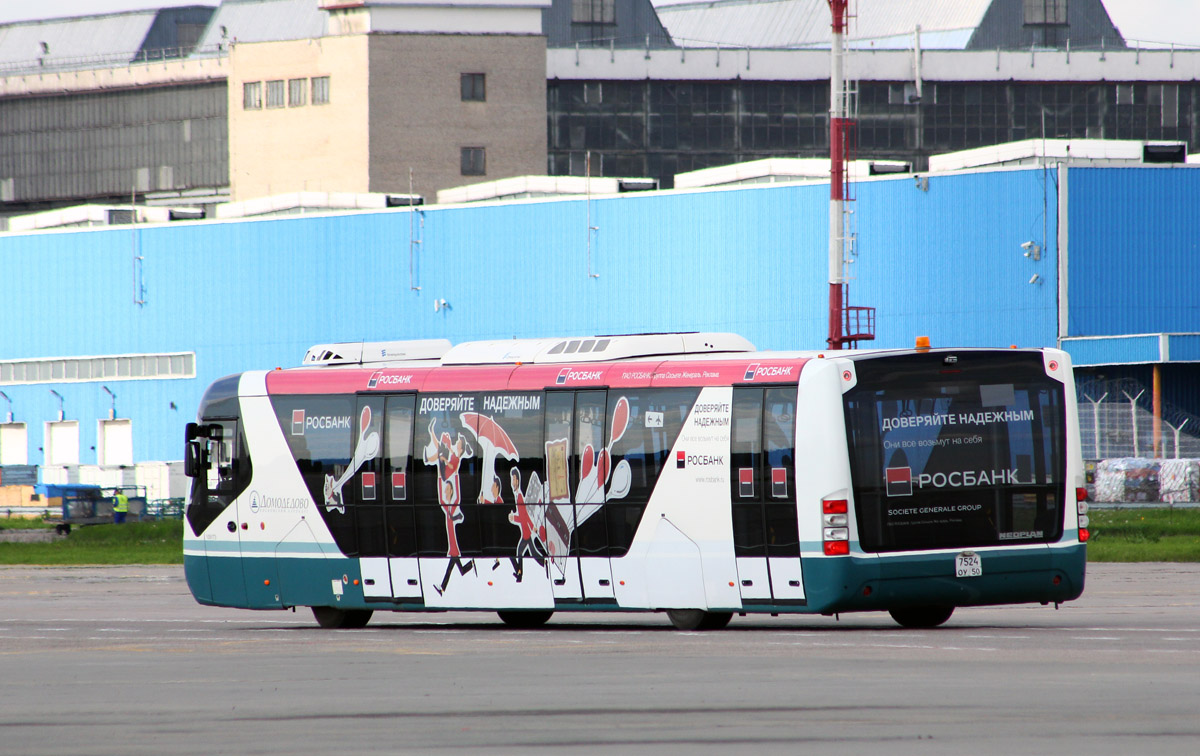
573;390;616;601
730;388;804;603
544;392;583;600
199;419;250;607
382;395;422;599
350;395;391;599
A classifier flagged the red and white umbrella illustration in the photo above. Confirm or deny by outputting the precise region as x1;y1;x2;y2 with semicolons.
462;412;519;503
461;412;518;458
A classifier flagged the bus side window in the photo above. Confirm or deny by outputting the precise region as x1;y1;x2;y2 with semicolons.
384;395;417;557
763;387;799;556
270;394;356;555
353;396;386;557
185;419;251;537
605;388;698;556
571;391;608;557
413;393;481;557
544;392;576;560
544;393;574;503
475;391;544;556
730;388;766;556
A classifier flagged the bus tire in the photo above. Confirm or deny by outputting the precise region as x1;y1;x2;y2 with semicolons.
666;609;733;631
312;606;373;629
497;610;553;628
888;606;954;628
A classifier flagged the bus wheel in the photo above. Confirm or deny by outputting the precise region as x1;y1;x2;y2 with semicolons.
497;610;554;628
311;607;373;629
667;610;733;631
888;606;954;628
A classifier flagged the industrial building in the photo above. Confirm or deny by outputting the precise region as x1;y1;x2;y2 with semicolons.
2;155;1199;485
4;0;1200;212
1;0;1199;495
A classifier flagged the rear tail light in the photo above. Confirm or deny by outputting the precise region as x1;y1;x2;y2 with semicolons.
1076;486;1089;542
824;541;850;556
822;498;850;555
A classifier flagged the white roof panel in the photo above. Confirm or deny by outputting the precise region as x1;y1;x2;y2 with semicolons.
194;0;328;50
0;11;157;70
442;332;755;365
927;138;1183;172
653;0;991;50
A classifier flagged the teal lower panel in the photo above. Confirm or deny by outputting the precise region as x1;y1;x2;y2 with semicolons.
184;546;1087;616
183;554;213;605
185;555;364;610
274;557;365;609
801;545;1087;615
205;551;248;608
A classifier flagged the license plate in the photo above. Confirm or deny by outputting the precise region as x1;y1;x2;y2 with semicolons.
955;551;982;578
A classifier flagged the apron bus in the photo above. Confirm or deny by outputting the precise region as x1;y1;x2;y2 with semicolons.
183;332;1086;630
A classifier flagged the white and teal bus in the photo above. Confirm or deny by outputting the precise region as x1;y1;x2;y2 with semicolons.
183;333;1087;630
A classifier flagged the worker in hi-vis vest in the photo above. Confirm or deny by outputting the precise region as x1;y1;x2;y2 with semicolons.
113;491;129;524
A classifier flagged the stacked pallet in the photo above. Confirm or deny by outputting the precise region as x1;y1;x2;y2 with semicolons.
1159;459;1200;503
1094;459;1161;503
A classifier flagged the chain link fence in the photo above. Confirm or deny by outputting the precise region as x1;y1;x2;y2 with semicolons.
1076;377;1200;460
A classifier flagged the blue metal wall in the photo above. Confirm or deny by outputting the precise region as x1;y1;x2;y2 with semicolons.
854;167;1058;349
1067;166;1200;337
0;167;1063;463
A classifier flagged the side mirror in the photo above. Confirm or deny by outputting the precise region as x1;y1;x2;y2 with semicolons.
184;439;207;478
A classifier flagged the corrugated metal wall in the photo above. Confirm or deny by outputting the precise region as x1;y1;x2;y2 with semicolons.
0;82;227;203
854;168;1058;350
1067;166;1200;337
0;166;1070;464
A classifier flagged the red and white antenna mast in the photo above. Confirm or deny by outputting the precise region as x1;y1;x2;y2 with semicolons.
826;0;874;349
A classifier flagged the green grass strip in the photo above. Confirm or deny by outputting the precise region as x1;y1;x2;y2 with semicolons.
1086;507;1200;562
0;520;183;565
3;509;1200;565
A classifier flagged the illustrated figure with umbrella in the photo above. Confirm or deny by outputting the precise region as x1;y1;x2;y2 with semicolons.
507;466;547;582
462;412;520;505
423;418;476;595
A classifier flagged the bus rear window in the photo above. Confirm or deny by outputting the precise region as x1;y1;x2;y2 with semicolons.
843;353;1065;552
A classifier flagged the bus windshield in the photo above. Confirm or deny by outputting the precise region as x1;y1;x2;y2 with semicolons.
843;352;1065;552
185;374;251;536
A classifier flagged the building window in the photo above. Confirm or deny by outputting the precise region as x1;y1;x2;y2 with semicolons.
266;79;285;109
1162;84;1179;127
243;81;262;110
0;352;196;385
289;78;307;107
572;0;615;24
1023;0;1068;25
461;147;486;176
461;73;486;102
312;76;331;105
